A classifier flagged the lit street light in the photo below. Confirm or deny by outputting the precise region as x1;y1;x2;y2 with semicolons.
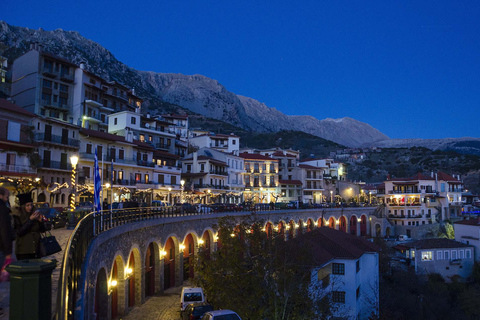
180;180;185;203
70;155;78;210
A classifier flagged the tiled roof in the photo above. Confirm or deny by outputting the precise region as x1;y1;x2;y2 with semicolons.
401;238;472;249
389;173;434;182
80;128;130;143
0;99;36;117
239;153;277;161
455;217;480;226
278;179;303;185
287;227;380;266
298;164;322;170
133;139;154;150
272;151;296;157
196;155;227;166
437;171;462;183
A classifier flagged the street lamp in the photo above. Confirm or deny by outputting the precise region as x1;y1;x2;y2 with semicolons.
369;191;372;204
260;187;263;203
70;155;78;210
330;190;333;203
207;189;211;204
180;180;185;203
168;187;172;204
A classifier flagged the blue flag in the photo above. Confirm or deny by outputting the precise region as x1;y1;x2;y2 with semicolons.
94;147;102;214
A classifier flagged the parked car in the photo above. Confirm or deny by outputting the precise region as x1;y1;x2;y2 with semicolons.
201;310;242;320
384;235;397;241
182;302;214;320
174;203;196;214
152;200;172;207
76;201;94;211
37;207;65;229
398;235;412;242
180;287;206;311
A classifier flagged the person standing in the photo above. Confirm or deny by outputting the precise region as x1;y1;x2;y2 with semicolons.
12;192;46;260
0;187;13;268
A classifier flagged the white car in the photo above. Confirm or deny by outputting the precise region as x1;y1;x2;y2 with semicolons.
201;310;242;320
180;287;206;311
195;204;212;214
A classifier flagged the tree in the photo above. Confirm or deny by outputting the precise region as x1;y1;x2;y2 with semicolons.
193;215;319;319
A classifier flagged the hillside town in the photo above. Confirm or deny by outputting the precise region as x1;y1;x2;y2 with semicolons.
2;44;480;320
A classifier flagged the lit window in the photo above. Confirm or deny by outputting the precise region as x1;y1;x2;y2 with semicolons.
421;251;433;261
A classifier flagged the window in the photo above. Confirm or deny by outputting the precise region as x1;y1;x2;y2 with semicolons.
437;251;443;260
59;84;68;92
114;118;118;125
86;144;92;154
444;251;449;260
356;260;360;273
131;117;136;125
332;291;346;303
232;139;236;145
332;263;345;275
135;173;141;182
145;174;149;184
451;250;457;260
466;249;471;259
43;79;52;88
356;286;361;300
421;251;433;261
459;250;464;259
119;149;124;160
118;171;123;180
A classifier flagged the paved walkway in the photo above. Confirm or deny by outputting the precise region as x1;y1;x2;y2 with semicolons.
0;227;73;319
122;284;185;320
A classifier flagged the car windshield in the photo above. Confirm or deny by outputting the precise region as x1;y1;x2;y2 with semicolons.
184;292;202;302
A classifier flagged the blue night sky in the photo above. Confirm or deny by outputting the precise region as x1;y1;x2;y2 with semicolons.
4;1;480;139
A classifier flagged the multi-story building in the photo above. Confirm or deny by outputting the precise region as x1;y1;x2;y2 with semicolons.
189;133;240;154
298;164;324;204
379;172;464;228
302;227;379;319
11;45;76;123
152;149;182;203
0;43;9;98
181;149;230;203
162;114;189;141
33;116;80;207
240;152;278;203
0;99;37;184
454;217;480;261
108;111;176;154
402;239;474;282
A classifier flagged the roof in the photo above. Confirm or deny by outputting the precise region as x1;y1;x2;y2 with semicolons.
153;150;179;159
162;113;188;119
401;238;472;249
133;139;154;150
80;128;131;143
42;51;78;67
298;164;322;170
287;227;380;266
389;173;434;182
239;153;277;161
197;155;227;166
278;179;303;185
0;99;36;117
272;151;296;158
455;217;480;226
437;171;462;184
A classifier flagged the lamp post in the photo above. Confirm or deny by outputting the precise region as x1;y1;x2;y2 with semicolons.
105;183;111;209
369;191;372;205
207;189;211;204
330;190;333;203
260;187;263;203
168;187;172;204
180;180;185;203
69;155;78;210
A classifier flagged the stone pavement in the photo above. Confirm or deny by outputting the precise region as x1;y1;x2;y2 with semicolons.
122;284;185;320
0;227;73;319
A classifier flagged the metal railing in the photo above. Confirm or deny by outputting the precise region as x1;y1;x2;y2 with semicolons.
36;133;80;148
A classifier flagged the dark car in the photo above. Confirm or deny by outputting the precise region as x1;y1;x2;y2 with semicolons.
37;207;66;229
174;203;196;214
182;302;214;320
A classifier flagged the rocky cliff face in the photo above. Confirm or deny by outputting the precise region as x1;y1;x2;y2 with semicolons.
0;21;390;146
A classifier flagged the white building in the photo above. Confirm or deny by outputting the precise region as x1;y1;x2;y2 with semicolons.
454;217;480;261
291;227;379;319
189;133;240;154
402;238;474;282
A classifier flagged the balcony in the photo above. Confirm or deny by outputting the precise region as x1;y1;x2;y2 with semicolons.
41;100;69;111
35;133;80;148
155;143;171;150
60;72;74;83
209;170;228;176
42;67;57;78
388;202;422;207
137;160;155;168
83;113;102;123
85;99;103;108
39;160;72;171
0;164;36;174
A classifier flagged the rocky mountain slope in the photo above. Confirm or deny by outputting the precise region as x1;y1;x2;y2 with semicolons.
0;21;388;147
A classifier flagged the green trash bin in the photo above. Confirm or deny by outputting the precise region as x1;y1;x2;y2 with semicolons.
6;259;57;320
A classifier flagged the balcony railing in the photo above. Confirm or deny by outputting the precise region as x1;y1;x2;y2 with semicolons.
137;160;155;168
35;133;80;148
39;160;72;171
41;100;70;111
209;170;228;176
0;164;36;174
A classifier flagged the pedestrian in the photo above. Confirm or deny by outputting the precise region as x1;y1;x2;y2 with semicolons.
0;187;13;268
12;192;46;260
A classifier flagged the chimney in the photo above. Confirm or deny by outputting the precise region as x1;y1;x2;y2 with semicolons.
431;171;434;178
80;62;85;70
132;88;136;96
30;43;35;50
147;112;150;119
